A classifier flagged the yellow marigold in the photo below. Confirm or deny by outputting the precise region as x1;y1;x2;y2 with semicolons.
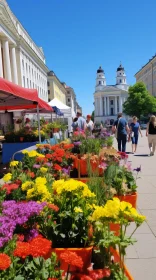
120;201;132;212
22;150;28;154
22;181;34;191
35;177;47;186
40;167;48;174
27;150;39;158
10;161;19;167
82;186;96;198
36;153;45;158
26;188;35;199
74;207;83;213
3;173;12;182
103;198;120;219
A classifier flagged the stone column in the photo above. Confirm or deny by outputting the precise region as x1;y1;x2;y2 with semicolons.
107;96;110;116
10;45;18;84
2;39;12;81
104;96;107;116
100;96;103;116
0;41;3;78
119;96;123;113
115;96;117;115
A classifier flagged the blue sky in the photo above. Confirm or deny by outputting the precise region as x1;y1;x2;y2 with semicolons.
7;0;156;116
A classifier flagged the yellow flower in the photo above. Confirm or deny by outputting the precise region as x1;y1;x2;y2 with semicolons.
35;177;47;186
27;150;39;158
22;181;34;191
36;153;45;158
120;201;132;212
3;173;12;182
40;167;48;174
26;188;35;199
74;207;83;213
22;150;28;154
10;161;19;167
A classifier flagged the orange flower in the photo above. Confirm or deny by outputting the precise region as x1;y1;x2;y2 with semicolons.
45;154;53;159
29;236;52;258
36;157;47;163
0;253;11;270
48;203;59;212
60;251;83;269
13;241;30;259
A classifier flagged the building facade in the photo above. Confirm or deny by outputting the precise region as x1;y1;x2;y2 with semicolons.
66;86;76;113
135;55;156;96
0;0;48;102
47;71;67;104
94;65;128;124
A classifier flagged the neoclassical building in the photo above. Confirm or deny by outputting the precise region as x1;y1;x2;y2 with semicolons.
94;64;129;124
0;0;48;102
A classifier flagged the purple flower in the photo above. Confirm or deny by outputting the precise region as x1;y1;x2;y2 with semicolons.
62;166;71;175
25;228;39;241
33;164;41;169
73;141;81;146
45;162;52;167
0;201;46;248
133;166;141;172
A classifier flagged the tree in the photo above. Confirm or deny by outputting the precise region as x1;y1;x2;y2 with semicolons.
123;82;156;119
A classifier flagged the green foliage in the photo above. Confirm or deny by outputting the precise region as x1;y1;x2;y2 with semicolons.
123;82;156;118
79;138;103;155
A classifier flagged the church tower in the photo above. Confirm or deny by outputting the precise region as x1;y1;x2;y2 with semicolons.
116;63;128;91
95;66;106;91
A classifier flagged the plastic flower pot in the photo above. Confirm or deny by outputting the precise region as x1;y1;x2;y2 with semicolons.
115;193;137;209
110;223;120;236
79;159;88;176
52;247;93;273
110;248;134;280
20;136;24;142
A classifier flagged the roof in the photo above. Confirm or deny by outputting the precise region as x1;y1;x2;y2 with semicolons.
135;54;156;76
117;64;124;71
97;66;104;74
0;77;52;111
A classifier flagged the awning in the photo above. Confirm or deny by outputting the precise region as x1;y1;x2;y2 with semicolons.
52;106;64;116
0;77;53;111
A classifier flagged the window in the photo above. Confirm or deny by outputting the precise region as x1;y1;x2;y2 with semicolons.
120;79;122;83
68;98;70;102
47;81;50;86
110;100;113;105
22;59;24;70
111;108;114;115
48;90;50;95
99;81;101;85
23;76;25;87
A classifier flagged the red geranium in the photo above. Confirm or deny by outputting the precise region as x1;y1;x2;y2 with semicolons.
17;234;25;242
60;251;83;269
36;157;48;163
27;171;35;178
45;154;53;159
0;253;11;270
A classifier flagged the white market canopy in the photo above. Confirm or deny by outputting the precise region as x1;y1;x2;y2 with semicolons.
48;98;76;118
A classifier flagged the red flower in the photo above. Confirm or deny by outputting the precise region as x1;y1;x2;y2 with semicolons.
17;234;25;242
25;118;31;123
36;157;47;163
89;269;111;279
13;241;30;259
45;154;53;159
54;164;62;171
27;171;35;178
29;236;52;258
2;183;19;194
48;203;59;212
0;253;11;270
60;251;83;269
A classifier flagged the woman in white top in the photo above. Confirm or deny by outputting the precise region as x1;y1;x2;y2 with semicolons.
86;115;94;134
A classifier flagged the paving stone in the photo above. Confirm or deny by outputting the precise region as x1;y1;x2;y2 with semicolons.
137;194;156;210
126;221;151;235
126;259;156;280
132;233;156;258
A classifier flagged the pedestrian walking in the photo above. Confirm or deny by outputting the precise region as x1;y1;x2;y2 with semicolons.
129;116;142;153
146;115;156;156
112;113;129;152
76;112;86;131
86;114;94;134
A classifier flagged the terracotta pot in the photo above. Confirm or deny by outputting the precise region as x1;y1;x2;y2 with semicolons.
115;193;137;209
52;247;93;273
20;136;24;142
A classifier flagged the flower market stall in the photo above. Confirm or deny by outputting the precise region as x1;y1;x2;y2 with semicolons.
0;128;144;279
0;77;53;163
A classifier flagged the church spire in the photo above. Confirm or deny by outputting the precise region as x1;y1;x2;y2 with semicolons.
95;66;106;91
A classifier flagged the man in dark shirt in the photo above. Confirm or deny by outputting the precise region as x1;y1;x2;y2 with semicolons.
112;113;129;152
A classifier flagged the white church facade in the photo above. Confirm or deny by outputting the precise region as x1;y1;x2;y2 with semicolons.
94;64;129;124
